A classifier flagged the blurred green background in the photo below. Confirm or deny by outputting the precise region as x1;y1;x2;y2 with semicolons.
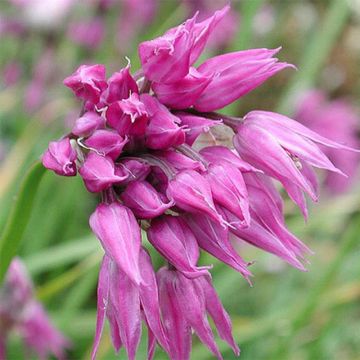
1;0;360;359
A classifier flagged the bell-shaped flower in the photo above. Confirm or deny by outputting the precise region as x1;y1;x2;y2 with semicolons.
152;67;212;109
154;150;206;172
121;180;174;219
72;111;105;137
116;159;151;186
194;48;293;111
138;15;196;84
185;213;251;280
189;5;230;64
101;64;138;104
84;129;128;160
42;138;77;176
206;162;250;226
106;93;148;136
200;145;259;172
157;267;238;360
141;94;185;150
92;251;169;360
220;205;306;271
63;64;107;104
244;172;312;260
79;152;127;193
89;202;142;285
138;6;229;84
167;170;224;225
176;113;222;146
234;111;358;214
147;215;210;278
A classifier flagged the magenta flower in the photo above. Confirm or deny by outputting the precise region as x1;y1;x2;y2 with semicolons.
193;48;294;112
147;215;210;278
63;64;107;104
233;111;358;216
42;138;77;176
121;180;174;219
92;251;168;360
89;202;142;285
157;268;240;360
72;111;105;137
40;4;359;359
0;259;69;359
79;152;127;193
106;92;148;136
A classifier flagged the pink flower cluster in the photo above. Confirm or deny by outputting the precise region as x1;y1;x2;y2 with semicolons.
0;259;69;360
42;6;358;360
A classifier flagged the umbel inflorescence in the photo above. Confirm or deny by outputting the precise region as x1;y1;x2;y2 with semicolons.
42;6;357;360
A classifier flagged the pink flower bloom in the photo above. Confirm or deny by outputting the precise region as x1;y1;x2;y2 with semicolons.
176;113;222;145
152;67;212;109
147;215;210;278
155;150;206;172
106;93;148;136
234;111;358;216
295;90;360;194
121;180;174;219
72;111;105;137
63;64;107;104
194;48;293;111
206;162;250;226
42;138;77;176
116;159;151;185
79;152;127;192
40;5;359;359
141;94;186;149
89;202;142;285
84;129;128;160
0;259;69;360
101;65;138;104
157;268;239;360
138;6;229;83
185;213;251;280
167;170;224;225
92;251;168;360
200;145;259;173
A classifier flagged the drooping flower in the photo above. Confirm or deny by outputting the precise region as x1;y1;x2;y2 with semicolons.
42;138;77;176
157;267;240;360
89;202;142;285
233;111;358;216
63;64;107;104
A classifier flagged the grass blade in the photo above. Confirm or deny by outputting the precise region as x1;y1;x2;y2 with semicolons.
0;161;46;283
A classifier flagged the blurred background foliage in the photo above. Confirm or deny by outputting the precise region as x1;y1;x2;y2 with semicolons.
1;0;360;359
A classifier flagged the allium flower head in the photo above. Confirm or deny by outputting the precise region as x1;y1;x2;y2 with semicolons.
41;5;358;359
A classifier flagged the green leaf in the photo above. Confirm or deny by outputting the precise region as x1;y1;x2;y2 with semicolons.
0;161;46;283
23;235;99;275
